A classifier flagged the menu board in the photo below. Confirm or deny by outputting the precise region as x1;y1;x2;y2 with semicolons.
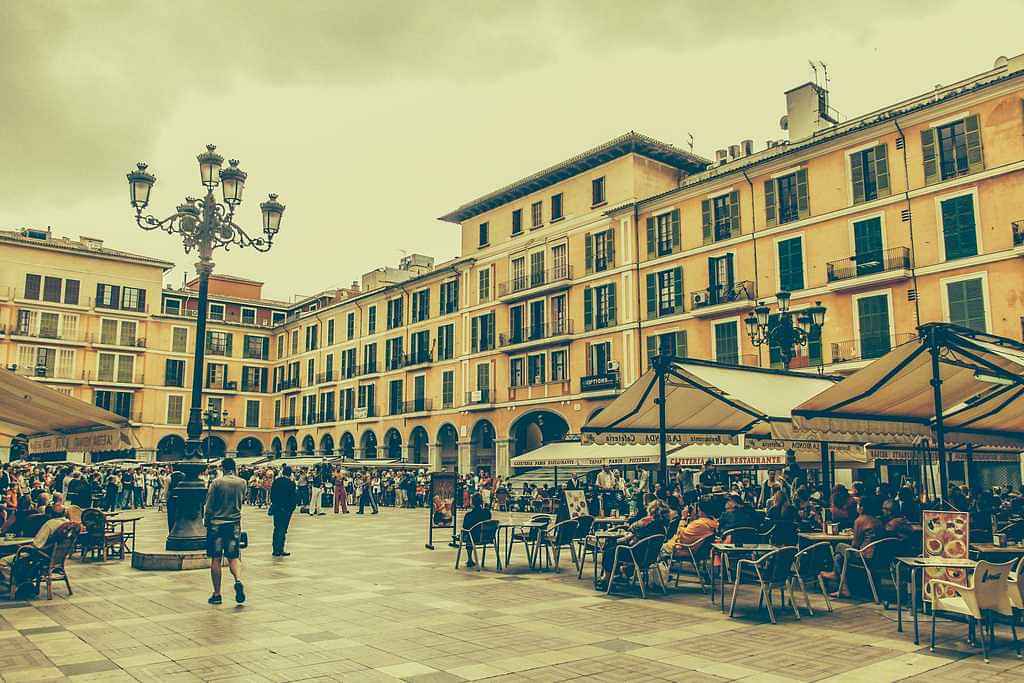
430;473;456;528
922;509;970;601
564;489;588;519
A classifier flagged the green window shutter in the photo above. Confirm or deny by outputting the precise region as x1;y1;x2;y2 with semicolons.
672;267;683;312
607;228;615;265
675;331;687;358
488;314;495;343
964;114;985;174
874;144;890;198
941;195;978;260
646;217;655;257
728;191;741;237
921;128;939;185
850;150;866;204
796;169;810;219
261;337;269;359
584;287;593;331
701;199;713;245
585;234;594;273
471;318;479;353
646;336;656;366
670;209;681;253
205;331;212;350
948;279;986;332
763;179;777;226
225;335;233;356
645;274;657;318
607;284;617;325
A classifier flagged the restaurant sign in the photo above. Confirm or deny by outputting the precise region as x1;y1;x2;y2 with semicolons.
581;432;736;446
744;435;863;459
669;453;787;467
580;373;620;392
28;429;132;455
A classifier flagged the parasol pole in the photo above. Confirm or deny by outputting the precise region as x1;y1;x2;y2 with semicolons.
656;352;669;491
928;326;950;501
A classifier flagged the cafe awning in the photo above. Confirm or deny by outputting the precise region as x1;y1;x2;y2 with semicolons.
511;441;681;468
668;443;790;468
792;324;1024;449
582;358;841;443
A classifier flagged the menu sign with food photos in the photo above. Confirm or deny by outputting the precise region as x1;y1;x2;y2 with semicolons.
564;489;588;519
922;509;970;602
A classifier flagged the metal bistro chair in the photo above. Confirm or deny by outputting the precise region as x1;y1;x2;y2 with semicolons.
930;559;1016;663
665;533;714;593
455;519;501;571
717;526;760;583
544;518;579;572
607;534;667;599
729;545;800;624
79;509;124;562
506;515;550;569
792;541;834;615
836;537;900;604
0;523;80;600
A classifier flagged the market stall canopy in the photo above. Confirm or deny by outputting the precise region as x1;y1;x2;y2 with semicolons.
581;358;841;444
511;441;682;468
792;325;1024;449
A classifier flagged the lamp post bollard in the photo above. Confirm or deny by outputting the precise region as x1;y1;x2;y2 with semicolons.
126;145;284;552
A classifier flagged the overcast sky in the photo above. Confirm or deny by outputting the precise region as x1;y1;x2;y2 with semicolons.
3;1;1023;302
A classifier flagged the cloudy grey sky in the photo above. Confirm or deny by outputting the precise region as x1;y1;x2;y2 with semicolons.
3;1;1023;301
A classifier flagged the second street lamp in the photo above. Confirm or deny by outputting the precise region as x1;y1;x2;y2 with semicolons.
126;143;285;551
745;292;826;369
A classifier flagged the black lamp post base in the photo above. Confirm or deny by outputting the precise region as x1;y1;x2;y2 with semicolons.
165;460;208;551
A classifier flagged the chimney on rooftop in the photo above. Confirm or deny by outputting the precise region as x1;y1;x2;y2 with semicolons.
783;81;837;142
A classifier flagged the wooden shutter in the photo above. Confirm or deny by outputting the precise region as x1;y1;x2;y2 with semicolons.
585;233;594;273
672;267;684;312
205;331;212;351
584;287;593;331
137;288;146;312
964;114;985;174
646;217;655;256
225;334;233;356
728;191;741;237
764;180;777;226
471;318;479;352
874;144;890;198
261;337;269;359
675;331;688;358
64;279;79;305
646;274;657;317
701;199;713;245
24;274;40;300
921;128;939;185
670;209;681;253
850;150;865;204
607;228;615;265
607;284;617;325
796;169;809;219
487;314;495;346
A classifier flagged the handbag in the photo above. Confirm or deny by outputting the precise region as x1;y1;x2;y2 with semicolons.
239;531;249;549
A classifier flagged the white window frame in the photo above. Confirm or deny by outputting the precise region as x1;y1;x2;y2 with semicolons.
240;306;257;326
940;271;991;333
166;394;185;425
171;326;189;354
773;232;807;293
712;317;743;364
208;302;226;321
843;140;883;206
272;311;286;325
163;298;182;316
934;187;982;263
851;288;897;354
95;352;135;383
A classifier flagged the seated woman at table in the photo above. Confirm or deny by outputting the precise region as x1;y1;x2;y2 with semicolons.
663;497;718;555
881;498;914;544
719;494;759;535
820;495;884;597
596;500;669;589
829;485;858;529
766;486;799;546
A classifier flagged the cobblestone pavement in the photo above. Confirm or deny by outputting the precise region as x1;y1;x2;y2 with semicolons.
2;507;1024;682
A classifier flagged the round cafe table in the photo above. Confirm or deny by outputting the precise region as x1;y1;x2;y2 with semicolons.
0;537;34;557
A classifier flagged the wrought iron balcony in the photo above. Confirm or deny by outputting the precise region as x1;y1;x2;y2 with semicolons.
498;265;572;297
11;326;86;342
207;416;237;428
88;370;145;385
826;246;912;283
12;365;83;381
275;377;301;391
205;378;238;391
241;380;264;393
691;280;755;310
277;416;298;427
316;371;336;384
464;389;493;406
500;319;574;347
92;334;146;348
830;332;916;364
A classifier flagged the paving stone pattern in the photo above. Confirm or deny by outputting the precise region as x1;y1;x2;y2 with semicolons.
2;507;1023;682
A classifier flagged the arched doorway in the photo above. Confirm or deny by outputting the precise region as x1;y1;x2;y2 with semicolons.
237;437;263;457
271;437;282;458
384;428;403;461
201;435;227;460
156;434;186;461
470;419;496;474
320;434;334;456
437;424;458;472
409;426;429;464
361;431;377;459
511;410;570;457
301;435;315;455
286;436;297;456
340;432;355;459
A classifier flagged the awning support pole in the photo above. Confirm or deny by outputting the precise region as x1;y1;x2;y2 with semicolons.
928;326;950;501
819;441;831;501
655;353;669;491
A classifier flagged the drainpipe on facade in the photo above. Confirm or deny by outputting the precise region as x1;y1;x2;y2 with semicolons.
741;170;762;366
632;202;643;379
893;117;923;328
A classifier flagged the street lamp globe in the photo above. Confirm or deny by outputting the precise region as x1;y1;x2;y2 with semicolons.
809;301;827;328
197;144;224;188
776;290;792;313
260;193;285;236
754;302;771;328
743;313;759;339
219;159;247;206
126;163;156;209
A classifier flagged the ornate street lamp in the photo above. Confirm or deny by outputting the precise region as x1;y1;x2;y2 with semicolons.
126;144;284;551
744;291;826;369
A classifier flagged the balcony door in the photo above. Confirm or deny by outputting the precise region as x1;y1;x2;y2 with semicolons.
853;217;884;276
856;294;891;360
529;300;545;340
708;254;734;304
509;305;524;343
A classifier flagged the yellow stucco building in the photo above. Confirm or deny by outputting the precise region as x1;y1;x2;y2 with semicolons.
2;53;1023;478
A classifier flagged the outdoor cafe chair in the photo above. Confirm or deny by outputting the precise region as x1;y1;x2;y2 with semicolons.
728;545;800;624
455;519;501;571
836;537;900;604
792;541;834;615
506;515;550;569
717;526;759;581
544;518;579;572
65;504;83;526
930;559;1017;662
79;509;124;562
664;533;713;593
1007;556;1024;657
606;533;667;599
0;522;79;600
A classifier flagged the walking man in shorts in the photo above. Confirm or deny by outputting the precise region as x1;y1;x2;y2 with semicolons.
205;457;247;605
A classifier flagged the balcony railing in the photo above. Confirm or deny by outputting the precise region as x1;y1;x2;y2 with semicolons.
465;389;493;405
12;365;82;381
1013;220;1024;247
500;319;573;347
691;280;755;309
353;405;378;419
92;335;146;348
392;398;432;415
304;411;335;425
88;370;145;385
826;246;912;283
401;351;434;368
207;416;237;429
11;327;86;342
830;332;916;364
275;378;301;391
353;364;379;376
205;379;238;391
316;371;336;384
205;344;231;357
277;416;298;427
499;265;572;297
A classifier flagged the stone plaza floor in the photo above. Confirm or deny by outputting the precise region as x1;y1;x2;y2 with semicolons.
3;507;1024;682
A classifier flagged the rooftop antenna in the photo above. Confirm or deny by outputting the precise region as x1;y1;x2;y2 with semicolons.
687;133;694;151
818;61;830;88
808;60;819;85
